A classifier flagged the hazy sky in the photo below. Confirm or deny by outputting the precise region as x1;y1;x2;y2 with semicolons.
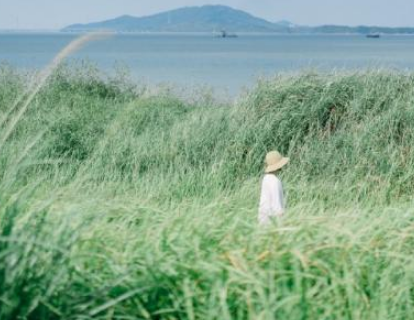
1;0;413;30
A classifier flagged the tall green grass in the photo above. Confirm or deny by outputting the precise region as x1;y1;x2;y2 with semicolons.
0;64;414;319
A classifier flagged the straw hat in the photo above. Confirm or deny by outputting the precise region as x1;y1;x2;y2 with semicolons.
264;151;289;173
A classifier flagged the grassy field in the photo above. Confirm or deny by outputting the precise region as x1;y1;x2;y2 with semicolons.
1;63;414;319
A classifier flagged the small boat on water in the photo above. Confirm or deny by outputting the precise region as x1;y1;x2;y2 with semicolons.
366;33;380;38
215;30;238;38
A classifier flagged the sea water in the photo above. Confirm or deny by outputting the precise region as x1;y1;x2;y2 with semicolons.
1;32;414;95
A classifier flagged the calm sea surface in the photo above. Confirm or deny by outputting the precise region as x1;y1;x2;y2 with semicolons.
1;33;414;95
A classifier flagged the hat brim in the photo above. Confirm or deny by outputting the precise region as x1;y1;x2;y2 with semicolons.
265;157;289;173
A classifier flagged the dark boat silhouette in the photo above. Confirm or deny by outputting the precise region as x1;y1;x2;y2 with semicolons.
366;33;380;38
216;30;238;38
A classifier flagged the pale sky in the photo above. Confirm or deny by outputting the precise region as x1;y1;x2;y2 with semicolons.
0;0;413;30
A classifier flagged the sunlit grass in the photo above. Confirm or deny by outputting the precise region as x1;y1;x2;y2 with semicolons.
0;64;414;319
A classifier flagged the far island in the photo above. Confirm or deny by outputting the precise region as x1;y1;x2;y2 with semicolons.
62;5;414;35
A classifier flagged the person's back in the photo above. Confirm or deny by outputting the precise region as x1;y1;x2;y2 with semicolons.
258;151;289;226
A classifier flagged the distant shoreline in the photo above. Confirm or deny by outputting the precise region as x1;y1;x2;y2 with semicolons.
3;30;414;36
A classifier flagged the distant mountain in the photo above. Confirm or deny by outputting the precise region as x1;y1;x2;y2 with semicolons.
62;5;414;34
63;5;290;33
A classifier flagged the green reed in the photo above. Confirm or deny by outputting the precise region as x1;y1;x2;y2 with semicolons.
0;64;413;319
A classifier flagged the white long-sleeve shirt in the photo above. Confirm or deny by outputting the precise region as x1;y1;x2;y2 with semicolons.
258;174;285;225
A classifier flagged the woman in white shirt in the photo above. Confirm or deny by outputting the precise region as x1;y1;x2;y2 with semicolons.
258;150;289;226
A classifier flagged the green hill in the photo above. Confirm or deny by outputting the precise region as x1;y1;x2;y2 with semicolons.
62;5;414;34
63;5;288;32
